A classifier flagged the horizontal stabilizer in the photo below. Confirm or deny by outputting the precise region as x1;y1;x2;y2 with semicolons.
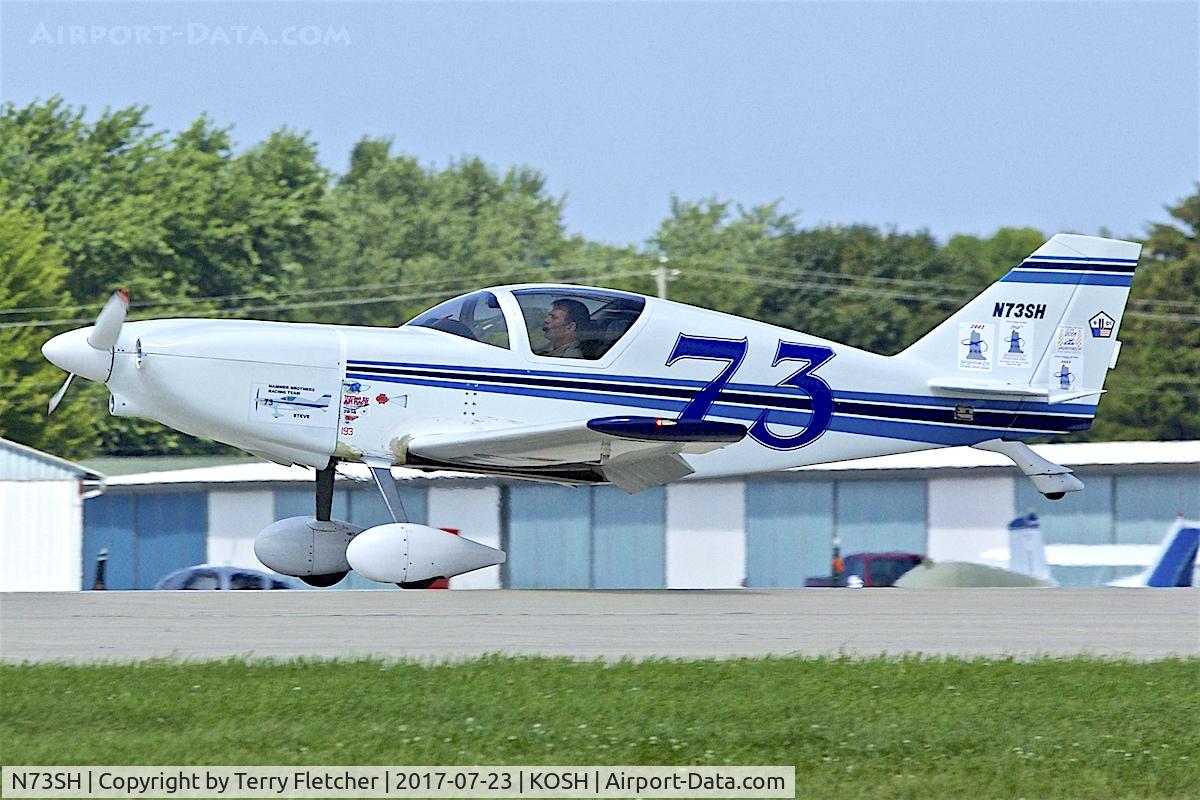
928;378;1104;405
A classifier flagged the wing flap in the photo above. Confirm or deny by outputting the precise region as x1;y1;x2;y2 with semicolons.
602;451;695;494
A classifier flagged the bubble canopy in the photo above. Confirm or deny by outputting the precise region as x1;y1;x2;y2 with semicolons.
405;290;509;348
405;287;646;359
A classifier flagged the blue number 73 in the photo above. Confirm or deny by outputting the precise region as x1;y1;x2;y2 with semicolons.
666;335;835;450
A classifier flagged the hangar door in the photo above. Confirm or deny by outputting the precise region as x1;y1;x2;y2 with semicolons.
83;492;208;590
835;480;927;556
745;481;834;587
505;484;665;588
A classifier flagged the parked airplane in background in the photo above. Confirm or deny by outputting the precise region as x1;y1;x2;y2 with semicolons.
978;514;1198;588
42;234;1141;587
1107;519;1199;588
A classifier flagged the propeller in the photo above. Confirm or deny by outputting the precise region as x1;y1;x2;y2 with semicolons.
87;289;130;350
47;373;75;415
44;289;130;415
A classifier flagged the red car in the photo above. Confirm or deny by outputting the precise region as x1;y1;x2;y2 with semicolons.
805;552;923;588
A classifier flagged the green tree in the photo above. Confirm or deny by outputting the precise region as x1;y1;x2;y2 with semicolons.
941;226;1046;288
1088;185;1200;440
649;197;795;320
756;225;956;354
0;208;99;454
303;140;574;326
0;99;331;455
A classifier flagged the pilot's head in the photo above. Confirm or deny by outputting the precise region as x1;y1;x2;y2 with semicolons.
542;299;589;348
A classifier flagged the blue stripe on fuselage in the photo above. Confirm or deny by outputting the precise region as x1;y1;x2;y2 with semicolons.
347;360;1097;414
346;365;1090;445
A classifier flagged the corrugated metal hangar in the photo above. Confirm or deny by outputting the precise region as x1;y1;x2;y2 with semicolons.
0;438;104;591
24;440;1190;591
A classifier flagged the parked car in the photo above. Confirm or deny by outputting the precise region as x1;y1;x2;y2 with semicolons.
155;565;297;590
805;552;924;588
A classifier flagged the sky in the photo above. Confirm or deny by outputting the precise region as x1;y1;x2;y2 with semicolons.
2;1;1197;248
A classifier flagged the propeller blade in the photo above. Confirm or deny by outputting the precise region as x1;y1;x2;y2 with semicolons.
86;289;130;350
48;373;75;415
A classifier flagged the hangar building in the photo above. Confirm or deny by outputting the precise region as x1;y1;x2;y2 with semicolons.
0;437;104;591
70;440;1199;591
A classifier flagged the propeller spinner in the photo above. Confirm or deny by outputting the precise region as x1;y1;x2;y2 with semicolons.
43;289;129;414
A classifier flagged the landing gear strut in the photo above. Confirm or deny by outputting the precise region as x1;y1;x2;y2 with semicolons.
316;460;335;521
364;459;431;588
366;459;409;523
298;460;350;588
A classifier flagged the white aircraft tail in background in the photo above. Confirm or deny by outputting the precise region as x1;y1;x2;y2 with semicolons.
1107;519;1200;588
1007;513;1055;585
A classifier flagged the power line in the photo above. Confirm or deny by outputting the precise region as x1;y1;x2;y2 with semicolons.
0;263;653;331
3;256;1198;332
0;256;656;319
2;250;1194;321
688;268;1200;323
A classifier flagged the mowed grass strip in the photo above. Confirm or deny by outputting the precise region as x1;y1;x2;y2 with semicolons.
2;656;1197;799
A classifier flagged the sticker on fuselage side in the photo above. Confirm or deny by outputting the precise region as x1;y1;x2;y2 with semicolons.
339;380;407;422
958;322;994;371
992;301;1047;319
1054;325;1084;356
1089;311;1115;338
342;391;372;417
998;322;1033;368
1051;356;1082;391
250;383;336;426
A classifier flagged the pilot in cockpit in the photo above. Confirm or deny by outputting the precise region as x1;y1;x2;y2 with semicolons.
538;298;590;358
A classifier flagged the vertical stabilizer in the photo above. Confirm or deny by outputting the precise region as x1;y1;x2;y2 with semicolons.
1108;519;1200;588
1007;513;1054;584
902;234;1142;410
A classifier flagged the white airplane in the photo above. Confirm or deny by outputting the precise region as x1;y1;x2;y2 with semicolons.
42;233;1141;587
1106;519;1199;588
982;515;1199;588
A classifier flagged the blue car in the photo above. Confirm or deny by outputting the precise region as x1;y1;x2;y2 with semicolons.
155;565;297;590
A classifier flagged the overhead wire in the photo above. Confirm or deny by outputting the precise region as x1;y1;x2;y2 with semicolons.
0;260;653;318
0;262;653;330
2;250;1195;323
2;253;1197;333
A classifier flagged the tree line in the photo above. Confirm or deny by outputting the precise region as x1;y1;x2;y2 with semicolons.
1;97;1196;457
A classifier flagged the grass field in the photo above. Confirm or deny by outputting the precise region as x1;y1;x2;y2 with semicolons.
2;656;1197;799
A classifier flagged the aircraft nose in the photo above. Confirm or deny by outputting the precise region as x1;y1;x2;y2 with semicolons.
42;327;114;382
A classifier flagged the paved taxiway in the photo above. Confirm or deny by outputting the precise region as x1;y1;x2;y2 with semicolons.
1;589;1196;662
0;587;1195;662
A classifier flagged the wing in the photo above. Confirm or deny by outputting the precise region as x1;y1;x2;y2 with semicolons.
404;415;747;493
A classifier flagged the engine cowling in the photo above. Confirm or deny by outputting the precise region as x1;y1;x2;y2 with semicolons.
254;516;363;577
346;523;506;584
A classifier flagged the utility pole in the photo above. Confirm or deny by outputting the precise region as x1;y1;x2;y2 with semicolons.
654;255;679;300
654;255;670;300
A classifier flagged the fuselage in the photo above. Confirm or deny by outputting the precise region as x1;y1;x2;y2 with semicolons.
78;284;1093;481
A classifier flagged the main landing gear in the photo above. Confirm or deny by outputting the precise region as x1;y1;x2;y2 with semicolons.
255;458;506;588
297;461;351;587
